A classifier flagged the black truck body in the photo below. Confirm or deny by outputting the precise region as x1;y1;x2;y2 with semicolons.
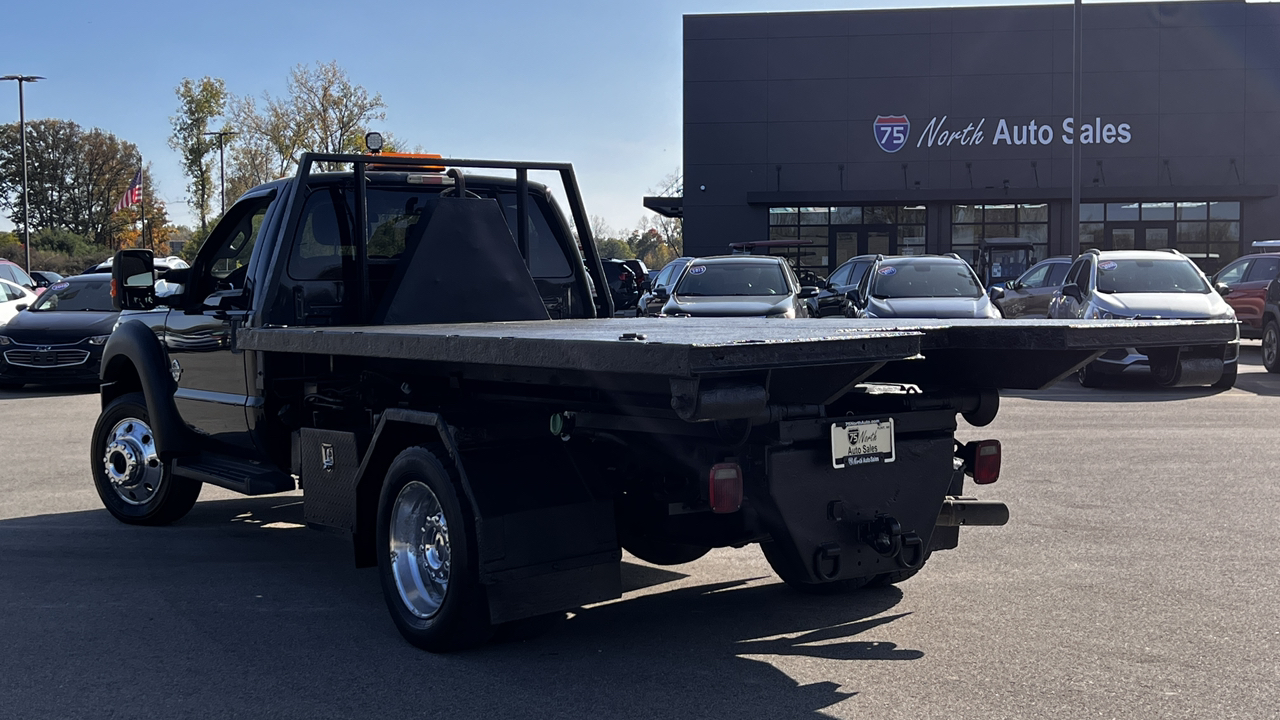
94;152;1238;651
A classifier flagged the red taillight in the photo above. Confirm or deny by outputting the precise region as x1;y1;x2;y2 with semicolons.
969;440;1001;484
709;463;743;514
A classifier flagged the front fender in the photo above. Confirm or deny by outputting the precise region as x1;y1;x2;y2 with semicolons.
101;319;197;459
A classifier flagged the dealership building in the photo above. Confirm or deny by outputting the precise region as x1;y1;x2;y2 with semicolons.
661;0;1280;275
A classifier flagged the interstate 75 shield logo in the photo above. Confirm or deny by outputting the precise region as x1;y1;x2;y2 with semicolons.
874;115;910;153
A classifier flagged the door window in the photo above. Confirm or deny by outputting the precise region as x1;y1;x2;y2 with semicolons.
1244;257;1280;283
1016;263;1051;289
288;188;353;281
1047;262;1071;286
1064;258;1086;287
192;196;274;302
827;263;853;287
1216;260;1249;285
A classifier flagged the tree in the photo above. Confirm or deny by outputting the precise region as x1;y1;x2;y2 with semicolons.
641;169;684;258
227;61;386;187
169;77;227;233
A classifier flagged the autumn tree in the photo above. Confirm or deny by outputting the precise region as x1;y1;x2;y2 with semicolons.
169;77;228;233
226;61;386;190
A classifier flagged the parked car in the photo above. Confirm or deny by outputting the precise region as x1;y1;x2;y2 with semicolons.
29;270;64;288
990;257;1072;318
600;258;641;312
654;256;817;318
0;274;117;389
0;257;41;295
637;256;692;316
1211;252;1280;339
809;255;875;317
620;259;649;290
0;278;39;326
845;255;1001;319
86;254;189;275
1048;249;1238;388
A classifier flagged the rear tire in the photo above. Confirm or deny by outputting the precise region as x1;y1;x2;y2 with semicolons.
1263;320;1280;373
1077;362;1106;388
90;392;201;526
376;446;491;652
760;541;870;594
1212;362;1238;390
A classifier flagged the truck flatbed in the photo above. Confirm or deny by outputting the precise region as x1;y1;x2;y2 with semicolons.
239;317;1238;389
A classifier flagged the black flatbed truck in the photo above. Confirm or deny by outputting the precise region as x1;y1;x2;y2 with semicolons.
94;151;1238;651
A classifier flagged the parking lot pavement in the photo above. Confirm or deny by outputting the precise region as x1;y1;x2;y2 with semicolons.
1;347;1277;720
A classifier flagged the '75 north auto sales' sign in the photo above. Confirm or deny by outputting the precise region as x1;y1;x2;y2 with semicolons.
873;114;1133;151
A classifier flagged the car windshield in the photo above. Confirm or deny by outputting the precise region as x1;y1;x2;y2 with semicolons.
1096;258;1210;294
675;262;789;296
30;279;114;312
871;259;983;299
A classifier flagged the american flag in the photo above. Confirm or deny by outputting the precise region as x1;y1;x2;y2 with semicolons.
114;169;142;212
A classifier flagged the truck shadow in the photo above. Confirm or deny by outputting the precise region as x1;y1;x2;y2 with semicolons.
0;496;919;719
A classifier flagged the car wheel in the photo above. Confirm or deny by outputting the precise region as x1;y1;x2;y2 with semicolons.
1212;362;1238;390
1264;320;1280;373
377;446;491;652
1077;362;1106;389
90;392;202;525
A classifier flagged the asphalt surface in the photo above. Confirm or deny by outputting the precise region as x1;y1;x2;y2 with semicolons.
1;346;1277;719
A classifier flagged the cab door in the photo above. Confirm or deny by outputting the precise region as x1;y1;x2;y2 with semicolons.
165;194;276;453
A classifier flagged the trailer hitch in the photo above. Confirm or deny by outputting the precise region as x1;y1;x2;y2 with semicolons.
861;516;925;571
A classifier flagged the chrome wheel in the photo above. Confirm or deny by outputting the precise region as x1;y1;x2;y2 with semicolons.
1265;325;1278;369
389;480;451;619
102;417;163;506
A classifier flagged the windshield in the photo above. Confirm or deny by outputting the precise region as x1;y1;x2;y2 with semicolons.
1096;258;1210;294
675;262;789;296
871;260;983;299
30;279;114;312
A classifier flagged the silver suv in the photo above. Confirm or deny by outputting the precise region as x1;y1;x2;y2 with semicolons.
1048;249;1238;388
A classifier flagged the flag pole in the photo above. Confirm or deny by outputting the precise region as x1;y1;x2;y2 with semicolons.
138;153;148;252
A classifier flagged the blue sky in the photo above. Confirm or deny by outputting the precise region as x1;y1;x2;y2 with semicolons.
2;0;1104;234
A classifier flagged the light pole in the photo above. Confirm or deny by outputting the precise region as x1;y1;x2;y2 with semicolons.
202;130;237;215
1;74;44;274
1069;0;1083;258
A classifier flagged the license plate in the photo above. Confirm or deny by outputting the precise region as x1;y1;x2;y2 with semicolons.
831;419;895;469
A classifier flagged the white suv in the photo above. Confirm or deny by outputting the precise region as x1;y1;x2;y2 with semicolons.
1048;249;1238;388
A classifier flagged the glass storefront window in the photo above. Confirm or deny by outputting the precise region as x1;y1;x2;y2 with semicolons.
831;206;861;224
799;207;828;225
1022;224;1048;244
953;205;980;224
768;226;798;240
1080;204;1104;222
1177;202;1208;220
1018;204;1048;223
1178;222;1207;245
769;207;797;226
1107;203;1140;221
863;206;896;225
952;224;979;243
951;245;980;266
900;206;926;224
985;205;1016;223
1141;202;1175;221
1209;202;1240;220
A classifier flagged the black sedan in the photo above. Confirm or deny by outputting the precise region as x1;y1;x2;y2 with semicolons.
0;274;118;389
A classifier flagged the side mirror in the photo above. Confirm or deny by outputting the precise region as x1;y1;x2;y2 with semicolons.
844;290;866;309
112;249;156;311
1061;283;1083;302
640;280;651;292
798;286;820;299
14;303;28;312
988;286;1006;300
654;286;670;300
1216;282;1231;296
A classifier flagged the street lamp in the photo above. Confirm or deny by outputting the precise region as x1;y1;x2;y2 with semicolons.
202;130;237;214
1;74;44;275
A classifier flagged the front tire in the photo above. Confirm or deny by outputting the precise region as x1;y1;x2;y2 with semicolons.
1212;362;1238;390
376;446;491;652
1263;320;1280;373
1077;362;1106;388
623;536;711;566
90;392;201;525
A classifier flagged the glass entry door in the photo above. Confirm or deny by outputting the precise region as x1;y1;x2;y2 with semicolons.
830;225;897;272
1105;223;1175;251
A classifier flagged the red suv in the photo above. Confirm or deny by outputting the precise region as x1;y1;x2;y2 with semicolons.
0;258;39;296
1212;253;1280;338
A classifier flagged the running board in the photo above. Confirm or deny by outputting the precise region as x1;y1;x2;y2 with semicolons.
173;454;296;496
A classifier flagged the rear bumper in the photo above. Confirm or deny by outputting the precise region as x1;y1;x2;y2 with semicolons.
1092;341;1239;373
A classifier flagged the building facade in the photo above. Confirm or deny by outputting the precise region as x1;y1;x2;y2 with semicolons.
680;0;1280;275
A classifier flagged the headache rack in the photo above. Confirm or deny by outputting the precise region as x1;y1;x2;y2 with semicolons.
284;152;613;320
